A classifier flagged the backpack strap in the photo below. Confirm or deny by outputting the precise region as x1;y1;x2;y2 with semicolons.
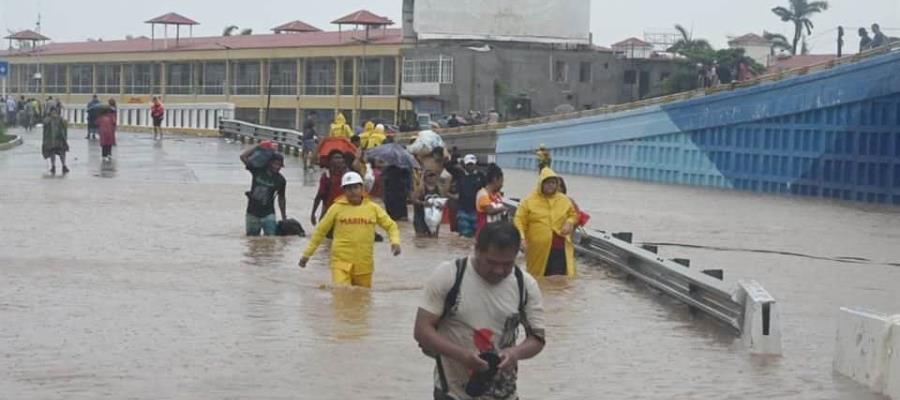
436;257;468;395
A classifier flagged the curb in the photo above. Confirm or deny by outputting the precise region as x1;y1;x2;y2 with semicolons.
0;135;23;151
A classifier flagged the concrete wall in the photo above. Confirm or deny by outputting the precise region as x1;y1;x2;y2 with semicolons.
402;42;677;117
834;308;900;399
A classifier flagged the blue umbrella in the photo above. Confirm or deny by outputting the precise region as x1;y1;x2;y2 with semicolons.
366;143;420;169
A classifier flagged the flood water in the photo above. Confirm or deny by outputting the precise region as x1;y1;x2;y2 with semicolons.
2;129;899;399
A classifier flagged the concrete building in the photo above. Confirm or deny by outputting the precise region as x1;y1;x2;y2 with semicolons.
398;0;678;121
611;37;655;59
728;33;772;67
0;11;410;133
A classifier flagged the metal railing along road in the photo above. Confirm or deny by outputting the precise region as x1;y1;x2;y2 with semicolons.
219;119;304;154
504;200;782;354
430;41;900;139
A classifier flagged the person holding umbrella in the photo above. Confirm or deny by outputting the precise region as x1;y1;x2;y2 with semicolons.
366;143;420;221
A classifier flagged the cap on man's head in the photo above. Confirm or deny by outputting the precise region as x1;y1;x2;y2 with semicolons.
464;154;478;165
341;172;364;187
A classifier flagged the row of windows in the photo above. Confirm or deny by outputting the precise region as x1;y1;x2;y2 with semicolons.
5;58;398;96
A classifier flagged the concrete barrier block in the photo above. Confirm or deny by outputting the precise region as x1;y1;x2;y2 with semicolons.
736;280;782;355
833;308;900;399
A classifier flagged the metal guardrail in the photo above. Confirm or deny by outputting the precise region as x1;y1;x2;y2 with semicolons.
505;200;782;354
430;41;900;139
219;119;304;154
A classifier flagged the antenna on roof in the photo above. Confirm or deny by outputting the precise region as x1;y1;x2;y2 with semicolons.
36;13;42;33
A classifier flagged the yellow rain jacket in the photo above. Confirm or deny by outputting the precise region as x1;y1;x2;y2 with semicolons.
303;195;401;275
514;168;578;277
329;113;353;138
358;121;376;149
369;124;387;149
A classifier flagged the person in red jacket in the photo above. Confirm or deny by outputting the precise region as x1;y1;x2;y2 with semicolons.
97;99;118;162
150;97;164;141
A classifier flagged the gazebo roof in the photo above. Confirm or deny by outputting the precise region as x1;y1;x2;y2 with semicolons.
272;20;321;33
145;12;199;25
331;10;393;26
4;29;50;41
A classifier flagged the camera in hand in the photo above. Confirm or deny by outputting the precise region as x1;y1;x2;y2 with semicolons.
465;351;501;397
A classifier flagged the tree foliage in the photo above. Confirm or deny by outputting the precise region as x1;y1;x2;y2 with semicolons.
771;0;829;55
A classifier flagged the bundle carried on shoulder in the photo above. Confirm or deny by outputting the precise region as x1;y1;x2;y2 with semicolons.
407;130;445;156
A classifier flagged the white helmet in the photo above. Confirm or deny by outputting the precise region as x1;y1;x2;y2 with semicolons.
341;172;364;187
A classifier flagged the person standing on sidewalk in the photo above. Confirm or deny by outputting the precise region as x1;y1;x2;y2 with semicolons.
97;99;118;162
150;97;165;141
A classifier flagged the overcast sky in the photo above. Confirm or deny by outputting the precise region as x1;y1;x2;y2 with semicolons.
1;0;898;53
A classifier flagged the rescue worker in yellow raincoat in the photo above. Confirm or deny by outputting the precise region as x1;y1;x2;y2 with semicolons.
514;168;578;277
535;144;551;172
358;121;376;149
369;124;387;149
299;172;401;288
329;113;354;138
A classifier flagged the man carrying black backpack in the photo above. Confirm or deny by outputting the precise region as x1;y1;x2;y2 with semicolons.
414;222;546;400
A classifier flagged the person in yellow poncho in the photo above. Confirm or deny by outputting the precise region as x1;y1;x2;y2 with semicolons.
358;121;376;149
535;144;551;172
329;113;353;138
369;124;387;149
514;168;578;277
299;172;402;288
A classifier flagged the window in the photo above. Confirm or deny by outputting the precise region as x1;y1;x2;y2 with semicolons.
24;64;41;93
268;60;297;96
8;64;23;94
553;60;568;82
96;64;121;94
579;62;592;83
167;62;194;95
624;70;637;84
232;61;260;95
235;107;260;124
266;108;297;129
660;72;671;81
304;59;336;95
45;64;67;93
201;62;226;95
124;63;161;94
71;64;93;94
359;57;396;95
341;59;354;95
402;56;453;84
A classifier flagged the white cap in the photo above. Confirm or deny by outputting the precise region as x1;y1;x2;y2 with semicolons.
341;172;364;187
376;123;385;130
463;154;477;165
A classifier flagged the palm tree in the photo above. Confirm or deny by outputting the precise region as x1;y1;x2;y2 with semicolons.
771;0;829;55
222;25;239;36
763;31;792;55
667;24;712;56
240;28;253;36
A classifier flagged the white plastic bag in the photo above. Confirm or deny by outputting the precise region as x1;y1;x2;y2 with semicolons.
424;196;448;234
408;130;445;156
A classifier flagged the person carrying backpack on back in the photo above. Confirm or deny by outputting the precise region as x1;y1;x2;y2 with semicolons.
414;221;546;400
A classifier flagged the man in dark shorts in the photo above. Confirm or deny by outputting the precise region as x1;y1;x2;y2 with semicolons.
301;112;318;170
239;145;288;236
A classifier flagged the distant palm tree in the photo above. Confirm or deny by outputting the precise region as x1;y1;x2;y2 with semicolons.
667;24;712;56
223;25;239;36
763;31;792;55
771;0;829;55
240;28;253;36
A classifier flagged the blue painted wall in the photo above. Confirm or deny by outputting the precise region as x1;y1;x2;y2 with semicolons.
496;50;900;204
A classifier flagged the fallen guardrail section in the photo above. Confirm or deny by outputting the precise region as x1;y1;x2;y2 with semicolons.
505;201;781;355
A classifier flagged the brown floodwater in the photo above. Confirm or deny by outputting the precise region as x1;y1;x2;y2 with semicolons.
2;129;898;399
